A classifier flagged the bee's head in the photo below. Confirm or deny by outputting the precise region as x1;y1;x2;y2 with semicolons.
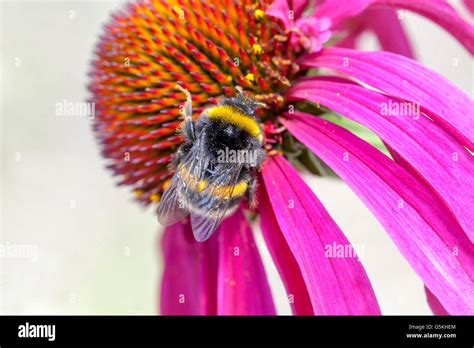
220;87;266;116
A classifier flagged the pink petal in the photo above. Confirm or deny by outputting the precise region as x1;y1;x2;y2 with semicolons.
315;0;370;26
290;0;309;17
266;0;310;29
425;287;449;316
377;0;474;54
335;27;364;49
314;0;474;53
464;0;474;15
261;154;381;315
217;209;276;315
293;16;332;53
360;8;414;57
287;77;474;244
160;221;218;315
299;47;474;151
282;113;474;314
258;183;314;315
333;8;414;57
266;0;293;30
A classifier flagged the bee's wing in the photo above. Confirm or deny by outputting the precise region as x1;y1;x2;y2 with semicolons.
156;172;189;226
181;132;211;196
190;163;244;242
156;133;211;226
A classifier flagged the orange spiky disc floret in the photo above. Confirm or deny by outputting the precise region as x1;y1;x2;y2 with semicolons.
90;0;301;205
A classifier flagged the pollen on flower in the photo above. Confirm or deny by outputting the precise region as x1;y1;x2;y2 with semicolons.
162;178;172;190
245;73;255;83
172;5;185;18
90;0;302;206
150;193;160;202
254;9;265;19
252;43;263;55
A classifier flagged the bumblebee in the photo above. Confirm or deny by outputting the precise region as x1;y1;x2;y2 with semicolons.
157;86;266;241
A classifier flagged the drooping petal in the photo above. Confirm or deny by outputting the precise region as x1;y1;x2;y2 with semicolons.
376;0;474;54
287;77;474;243
290;0;310;18
464;0;474;15
160;221;218;315
217;209;276;315
425;287;449;316
333;7;414;57
265;0;311;30
299;47;474;150
360;8;414;57
261;154;381;315
266;0;293;30
315;0;369;26
282;113;474;314
258;183;314;315
314;0;474;53
335;27;363;49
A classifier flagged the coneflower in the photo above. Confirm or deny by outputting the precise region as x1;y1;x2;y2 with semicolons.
90;0;474;315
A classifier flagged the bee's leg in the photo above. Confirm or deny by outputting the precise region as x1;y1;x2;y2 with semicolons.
254;148;266;168
176;84;196;141
246;176;258;210
243;147;265;169
171;145;185;168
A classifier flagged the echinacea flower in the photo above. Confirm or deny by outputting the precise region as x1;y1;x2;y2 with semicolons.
89;0;474;315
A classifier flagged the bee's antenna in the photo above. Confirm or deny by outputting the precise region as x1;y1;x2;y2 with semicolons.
234;86;266;108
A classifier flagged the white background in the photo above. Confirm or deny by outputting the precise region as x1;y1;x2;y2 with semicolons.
1;0;472;314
